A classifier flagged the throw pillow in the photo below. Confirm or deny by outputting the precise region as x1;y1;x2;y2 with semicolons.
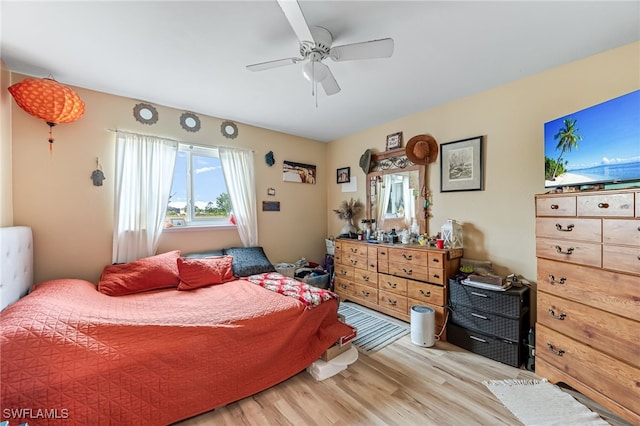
223;246;276;277
98;250;181;296
177;256;236;290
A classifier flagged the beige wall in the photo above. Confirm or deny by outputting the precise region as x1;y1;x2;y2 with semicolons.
10;79;328;283
327;41;640;282
1;60;13;227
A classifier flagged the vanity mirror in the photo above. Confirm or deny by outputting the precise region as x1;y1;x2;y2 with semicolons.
366;148;426;235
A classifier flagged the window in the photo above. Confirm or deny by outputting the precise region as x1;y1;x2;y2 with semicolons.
165;144;233;228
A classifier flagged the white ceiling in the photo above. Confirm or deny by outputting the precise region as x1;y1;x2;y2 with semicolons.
2;1;639;142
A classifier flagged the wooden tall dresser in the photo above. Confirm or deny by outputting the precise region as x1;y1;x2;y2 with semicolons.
535;188;639;424
333;239;462;339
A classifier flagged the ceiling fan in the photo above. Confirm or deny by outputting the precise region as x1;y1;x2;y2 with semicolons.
246;0;394;97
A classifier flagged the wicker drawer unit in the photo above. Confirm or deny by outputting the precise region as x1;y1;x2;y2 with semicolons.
447;279;529;367
333;239;461;339
534;189;640;425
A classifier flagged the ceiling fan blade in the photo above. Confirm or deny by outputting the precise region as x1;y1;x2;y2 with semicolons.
320;66;341;96
246;57;301;72
276;0;314;44
329;38;394;62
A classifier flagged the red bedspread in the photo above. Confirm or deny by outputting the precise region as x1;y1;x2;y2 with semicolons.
0;278;352;425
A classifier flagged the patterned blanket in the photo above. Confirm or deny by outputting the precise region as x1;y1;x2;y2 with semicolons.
245;272;336;308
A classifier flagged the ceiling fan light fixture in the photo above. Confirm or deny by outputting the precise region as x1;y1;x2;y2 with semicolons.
302;60;329;83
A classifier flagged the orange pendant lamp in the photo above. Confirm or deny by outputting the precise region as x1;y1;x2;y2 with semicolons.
8;77;85;152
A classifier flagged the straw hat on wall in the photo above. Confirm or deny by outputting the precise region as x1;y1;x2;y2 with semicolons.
405;134;438;165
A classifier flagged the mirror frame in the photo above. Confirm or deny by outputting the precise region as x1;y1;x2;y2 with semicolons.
366;148;427;235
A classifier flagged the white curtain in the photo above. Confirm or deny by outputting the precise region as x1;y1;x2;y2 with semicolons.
219;147;258;246
113;132;178;263
377;174;393;230
402;176;414;227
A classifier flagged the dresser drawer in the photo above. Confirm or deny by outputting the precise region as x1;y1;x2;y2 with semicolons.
537;258;639;322
354;284;378;304
342;253;367;269
354;267;377;288
535;237;601;267
536;195;576;216
537;292;639;368
577;192;635;217
427;267;446;285
334;277;355;297
334;264;354;280
448;279;529;318
378;274;407;296
535;218;601;242
427;251;446;269
603;219;640;246
407;280;444;306
377;246;389;273
388;261;428;282
341;241;368;256
388;247;430;264
378;290;408;313
450;304;527;342
536;324;640;417
602;244;640;275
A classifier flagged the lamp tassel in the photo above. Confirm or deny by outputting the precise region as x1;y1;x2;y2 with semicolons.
47;122;56;155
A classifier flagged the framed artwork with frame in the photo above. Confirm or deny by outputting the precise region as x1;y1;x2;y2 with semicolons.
386;131;403;151
440;136;484;192
337;167;351;184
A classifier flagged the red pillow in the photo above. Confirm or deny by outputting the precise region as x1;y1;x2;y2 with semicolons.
98;250;181;296
177;256;236;290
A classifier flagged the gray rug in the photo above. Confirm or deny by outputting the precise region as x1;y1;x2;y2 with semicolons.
338;302;410;353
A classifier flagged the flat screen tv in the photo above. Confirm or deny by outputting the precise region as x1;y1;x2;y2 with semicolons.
544;90;640;189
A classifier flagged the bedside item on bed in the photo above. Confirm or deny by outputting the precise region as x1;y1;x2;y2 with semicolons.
223;246;276;277
98;250;181;296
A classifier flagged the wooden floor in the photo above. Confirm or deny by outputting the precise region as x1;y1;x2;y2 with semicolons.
174;332;623;426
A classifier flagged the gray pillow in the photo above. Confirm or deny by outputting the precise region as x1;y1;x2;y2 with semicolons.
182;250;224;259
223;247;275;277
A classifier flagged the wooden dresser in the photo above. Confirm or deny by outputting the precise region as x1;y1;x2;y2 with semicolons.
333;239;462;339
534;188;639;424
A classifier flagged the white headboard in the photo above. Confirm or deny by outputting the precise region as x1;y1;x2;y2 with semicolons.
1;226;34;311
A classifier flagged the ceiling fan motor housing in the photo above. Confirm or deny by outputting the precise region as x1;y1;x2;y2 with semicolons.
299;26;332;60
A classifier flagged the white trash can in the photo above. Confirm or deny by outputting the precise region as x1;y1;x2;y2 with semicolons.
411;305;435;347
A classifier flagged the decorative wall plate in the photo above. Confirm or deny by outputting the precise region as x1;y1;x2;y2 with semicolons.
221;120;238;139
133;103;158;125
180;112;201;132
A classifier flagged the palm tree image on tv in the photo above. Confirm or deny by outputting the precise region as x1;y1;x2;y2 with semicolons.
547;118;582;181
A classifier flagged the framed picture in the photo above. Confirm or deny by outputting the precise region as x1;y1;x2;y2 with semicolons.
440;136;484;192
283;161;316;184
337;167;351;184
267;188;276;196
262;201;280;211
386;131;403;151
170;218;186;227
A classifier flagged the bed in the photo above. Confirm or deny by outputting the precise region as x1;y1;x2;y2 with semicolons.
0;227;352;424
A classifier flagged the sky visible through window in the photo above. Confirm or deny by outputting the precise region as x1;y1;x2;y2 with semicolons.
169;151;227;210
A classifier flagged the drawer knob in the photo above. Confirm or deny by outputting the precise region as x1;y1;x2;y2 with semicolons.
597;202;609;209
361;290;370;297
339;284;347;289
471;313;488;320
548;308;567;320
548;274;566;285
431;258;440;264
419;289;431;297
340;270;347;276
555;223;574;232
386;298;397;306
469;335;487;343
550;204;559;210
350;259;358;265
470;291;488;298
402;268;413;275
362;275;369;281
555;245;574;255
432;273;440;279
402;253;413;260
387;282;398;289
546;343;565;357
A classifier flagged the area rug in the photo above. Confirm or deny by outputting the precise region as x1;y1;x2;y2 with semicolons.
337;302;410;353
484;379;611;426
